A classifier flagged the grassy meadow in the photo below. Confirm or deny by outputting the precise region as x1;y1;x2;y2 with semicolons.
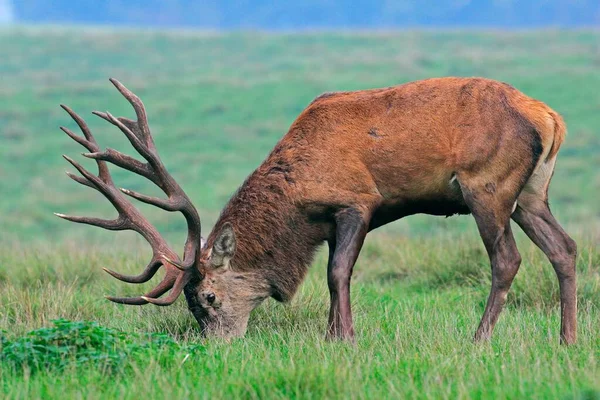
0;27;599;398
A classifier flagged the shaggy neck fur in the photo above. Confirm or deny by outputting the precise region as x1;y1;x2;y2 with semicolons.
206;168;323;302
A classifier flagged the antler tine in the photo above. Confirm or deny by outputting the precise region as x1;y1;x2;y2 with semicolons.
119;188;178;211
108;78;154;148
63;155;109;192
93;110;140;142
60;104;95;143
82;149;154;183
61;154;131;224
103;255;195;306
102;258;162;284
104;296;148;306
59;106;112;185
57;102;191;305
60;126;91;149
141;270;193;306
105;272;176;305
54;212;126;230
101;111;154;163
65;170;96;190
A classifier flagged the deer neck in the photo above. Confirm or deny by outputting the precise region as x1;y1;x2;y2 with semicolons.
208;171;323;301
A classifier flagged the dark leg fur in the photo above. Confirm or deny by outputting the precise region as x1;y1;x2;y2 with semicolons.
459;180;522;342
326;208;369;340
512;195;577;344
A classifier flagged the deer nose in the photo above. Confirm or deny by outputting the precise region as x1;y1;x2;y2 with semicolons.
206;293;216;304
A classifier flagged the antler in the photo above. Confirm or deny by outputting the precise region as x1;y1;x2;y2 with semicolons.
56;78;203;306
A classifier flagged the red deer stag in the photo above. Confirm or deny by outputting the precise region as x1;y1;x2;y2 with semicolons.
56;77;577;344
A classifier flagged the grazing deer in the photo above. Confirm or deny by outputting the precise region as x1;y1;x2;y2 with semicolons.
56;77;577;344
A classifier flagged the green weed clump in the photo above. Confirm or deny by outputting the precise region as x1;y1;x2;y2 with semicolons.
0;319;203;374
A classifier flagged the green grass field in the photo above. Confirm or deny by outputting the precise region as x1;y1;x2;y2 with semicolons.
0;27;599;399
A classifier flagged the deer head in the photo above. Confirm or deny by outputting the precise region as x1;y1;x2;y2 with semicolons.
56;79;268;337
184;222;272;337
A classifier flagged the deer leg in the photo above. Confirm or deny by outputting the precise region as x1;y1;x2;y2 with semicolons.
474;222;521;341
326;207;369;340
459;181;522;342
512;194;577;344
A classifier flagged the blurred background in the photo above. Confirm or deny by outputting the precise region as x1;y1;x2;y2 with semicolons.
4;1;600;28
0;0;598;247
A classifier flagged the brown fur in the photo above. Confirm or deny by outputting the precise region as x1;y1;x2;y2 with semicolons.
206;169;325;302
190;77;575;342
208;77;560;291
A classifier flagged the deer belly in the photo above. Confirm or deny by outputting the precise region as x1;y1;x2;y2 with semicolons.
368;170;469;229
369;193;470;230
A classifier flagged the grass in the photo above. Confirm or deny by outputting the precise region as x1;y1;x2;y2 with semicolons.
1;236;599;398
0;26;598;398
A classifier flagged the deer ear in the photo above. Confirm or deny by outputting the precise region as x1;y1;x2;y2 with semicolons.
211;222;236;267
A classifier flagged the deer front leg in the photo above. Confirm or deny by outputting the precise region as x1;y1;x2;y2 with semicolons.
326;208;369;341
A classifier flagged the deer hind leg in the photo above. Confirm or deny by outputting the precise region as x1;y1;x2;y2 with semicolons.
511;162;577;344
458;177;522;342
326;207;370;340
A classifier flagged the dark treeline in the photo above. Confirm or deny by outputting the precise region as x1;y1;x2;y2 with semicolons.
13;0;600;28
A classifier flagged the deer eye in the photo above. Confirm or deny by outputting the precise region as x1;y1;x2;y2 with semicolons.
206;293;216;304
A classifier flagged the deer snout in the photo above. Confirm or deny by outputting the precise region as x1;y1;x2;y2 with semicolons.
199;291;221;310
